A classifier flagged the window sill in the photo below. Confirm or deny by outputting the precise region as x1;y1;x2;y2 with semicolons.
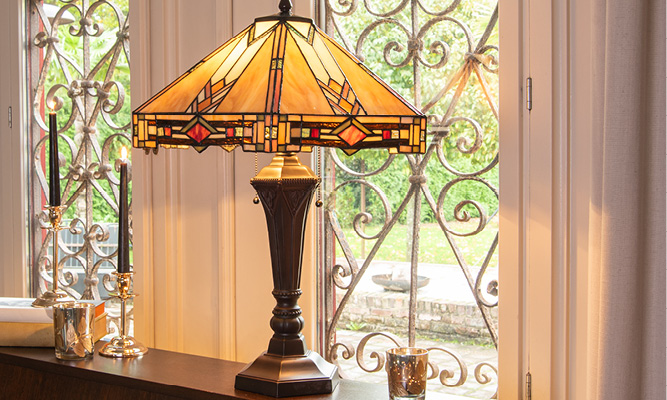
0;342;380;399
0;341;467;399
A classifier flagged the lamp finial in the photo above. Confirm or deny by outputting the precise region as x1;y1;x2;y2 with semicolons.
279;0;292;16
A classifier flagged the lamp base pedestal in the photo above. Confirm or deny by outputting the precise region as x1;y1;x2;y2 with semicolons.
235;350;339;398
234;153;338;397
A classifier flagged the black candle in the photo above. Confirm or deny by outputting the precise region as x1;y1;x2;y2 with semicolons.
48;110;60;207
117;148;130;273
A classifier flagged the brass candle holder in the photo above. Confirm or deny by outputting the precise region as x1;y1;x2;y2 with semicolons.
99;271;148;357
33;205;75;307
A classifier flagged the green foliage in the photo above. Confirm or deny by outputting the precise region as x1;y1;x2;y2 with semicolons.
345;321;368;331
329;144;498;229
336;218;499;268
43;0;131;223
327;0;499;238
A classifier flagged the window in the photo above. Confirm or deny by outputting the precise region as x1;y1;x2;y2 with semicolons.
26;0;131;328
319;1;499;398
1;2;602;398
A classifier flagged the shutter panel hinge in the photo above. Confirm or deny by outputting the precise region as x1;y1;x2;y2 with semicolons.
526;372;532;400
8;106;12;128
526;77;532;111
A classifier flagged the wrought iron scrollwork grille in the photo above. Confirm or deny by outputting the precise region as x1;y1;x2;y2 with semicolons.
321;0;498;398
28;0;131;304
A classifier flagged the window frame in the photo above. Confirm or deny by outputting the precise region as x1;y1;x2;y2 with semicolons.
0;1;596;398
498;0;594;398
0;0;29;297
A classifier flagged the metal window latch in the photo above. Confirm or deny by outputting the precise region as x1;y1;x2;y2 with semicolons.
8;106;12;128
526;372;532;400
526;78;532;111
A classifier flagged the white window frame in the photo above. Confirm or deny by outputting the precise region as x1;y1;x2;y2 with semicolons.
0;1;596;398
499;0;594;398
0;0;28;297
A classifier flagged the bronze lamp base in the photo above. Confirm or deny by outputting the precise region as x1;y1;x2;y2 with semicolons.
235;350;339;397
234;153;339;397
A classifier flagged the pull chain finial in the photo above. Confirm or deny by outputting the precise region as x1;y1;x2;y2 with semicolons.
253;152;260;204
279;0;292;16
315;147;323;207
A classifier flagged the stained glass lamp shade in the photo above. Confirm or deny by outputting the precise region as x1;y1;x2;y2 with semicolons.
133;16;425;154
132;2;426;398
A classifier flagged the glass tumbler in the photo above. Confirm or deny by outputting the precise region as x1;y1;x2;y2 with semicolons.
386;347;429;400
53;302;95;360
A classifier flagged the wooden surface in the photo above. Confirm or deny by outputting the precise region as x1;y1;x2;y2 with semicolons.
0;342;388;399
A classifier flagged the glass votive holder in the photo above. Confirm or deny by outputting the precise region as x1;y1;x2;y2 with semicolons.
386;347;429;400
53;302;95;360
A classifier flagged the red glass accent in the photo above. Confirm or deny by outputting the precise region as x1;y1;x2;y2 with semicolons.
382;130;390;139
338;125;366;146
165;127;172;136
311;128;319;138
227;127;234;137
187;123;212;143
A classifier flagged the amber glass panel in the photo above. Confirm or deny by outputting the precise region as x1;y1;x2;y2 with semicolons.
277;122;288;144
138;28;250;114
216;36;274;113
225;31;273;84
310;33;345;87
319;34;418;116
160;115;193;121
210;28;271;87
138;121;147;141
254;20;279;39
288;20;311;39
302;115;345;123
206;114;243;122
280;33;336;115
356;116;401;124
268;69;283;113
339;98;352;112
289;29;330;85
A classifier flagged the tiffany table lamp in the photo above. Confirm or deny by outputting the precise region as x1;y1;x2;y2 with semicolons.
132;0;426;397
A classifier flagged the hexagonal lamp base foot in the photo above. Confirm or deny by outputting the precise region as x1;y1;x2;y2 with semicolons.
235;350;339;398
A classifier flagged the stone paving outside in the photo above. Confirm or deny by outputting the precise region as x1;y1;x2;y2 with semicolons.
331;261;498;399
334;330;497;399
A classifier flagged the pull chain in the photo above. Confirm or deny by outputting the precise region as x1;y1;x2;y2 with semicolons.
253;152;260;204
315;147;323;207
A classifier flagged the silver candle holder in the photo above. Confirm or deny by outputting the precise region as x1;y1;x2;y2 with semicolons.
99;271;148;357
32;205;75;308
